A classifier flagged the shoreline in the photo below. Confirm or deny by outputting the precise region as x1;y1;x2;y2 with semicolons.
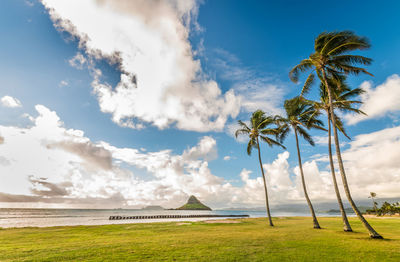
0;215;368;229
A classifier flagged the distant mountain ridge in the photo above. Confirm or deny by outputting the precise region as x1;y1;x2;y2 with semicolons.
176;196;211;210
142;205;164;210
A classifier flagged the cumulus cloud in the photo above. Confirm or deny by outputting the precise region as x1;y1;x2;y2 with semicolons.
0;104;398;208
48;141;113;171
29;176;69;197
0;104;263;208
182;136;217;161
41;0;241;132
345;74;400;124
223;156;231;161
1;95;22;108
338;125;400;197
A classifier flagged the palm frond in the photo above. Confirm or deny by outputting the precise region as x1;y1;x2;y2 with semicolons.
319;31;354;54
333;64;373;76
289;59;313;83
301;73;315;96
297;126;315;146
339;87;365;100
246;138;257;156
260;135;286;149
332;113;351;140
327;36;371;56
235;128;250;138
329;55;372;66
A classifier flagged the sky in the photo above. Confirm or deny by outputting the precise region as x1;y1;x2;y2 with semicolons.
0;0;399;209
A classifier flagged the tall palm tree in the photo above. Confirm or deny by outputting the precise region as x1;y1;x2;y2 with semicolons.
277;97;325;229
289;31;383;238
307;78;366;232
235;110;285;226
368;192;378;214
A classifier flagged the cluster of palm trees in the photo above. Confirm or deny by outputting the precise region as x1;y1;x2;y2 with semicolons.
235;31;383;239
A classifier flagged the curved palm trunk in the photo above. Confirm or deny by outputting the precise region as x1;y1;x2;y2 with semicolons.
256;138;274;226
327;112;353;232
294;129;321;229
323;70;383;239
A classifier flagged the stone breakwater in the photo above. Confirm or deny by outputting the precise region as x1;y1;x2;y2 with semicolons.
109;214;249;220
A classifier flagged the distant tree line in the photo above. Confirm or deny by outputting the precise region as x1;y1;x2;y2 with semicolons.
366;202;400;216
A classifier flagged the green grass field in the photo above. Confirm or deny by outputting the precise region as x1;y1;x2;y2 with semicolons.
0;217;399;261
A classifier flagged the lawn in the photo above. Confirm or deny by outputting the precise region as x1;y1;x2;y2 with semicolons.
0;217;399;261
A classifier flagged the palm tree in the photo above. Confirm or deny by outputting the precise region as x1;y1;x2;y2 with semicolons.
235;110;285;226
277;97;325;229
307;78;366;232
368;192;378;214
289;31;383;238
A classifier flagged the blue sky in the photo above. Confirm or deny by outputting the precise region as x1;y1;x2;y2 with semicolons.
0;0;399;208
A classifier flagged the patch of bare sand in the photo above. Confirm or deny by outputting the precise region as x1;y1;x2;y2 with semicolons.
176;222;192;225
203;219;241;224
364;214;400;219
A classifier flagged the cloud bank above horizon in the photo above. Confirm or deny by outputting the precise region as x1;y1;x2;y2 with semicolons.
0;102;398;208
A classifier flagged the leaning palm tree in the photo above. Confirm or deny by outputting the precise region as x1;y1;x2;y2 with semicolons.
307;77;366;232
289;31;383;238
235;110;285;226
277;97;325;229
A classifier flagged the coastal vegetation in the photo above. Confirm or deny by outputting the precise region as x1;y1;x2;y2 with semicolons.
0;217;398;261
366;201;400;216
235;31;384;238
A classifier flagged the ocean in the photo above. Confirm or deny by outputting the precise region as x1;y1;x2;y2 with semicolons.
0;208;345;228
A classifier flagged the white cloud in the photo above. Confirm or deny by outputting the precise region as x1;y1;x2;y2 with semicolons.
264;152;298;201
182;136;217;161
223;156;231;161
338;125;400;197
59;80;68;87
345;74;400;125
68;52;86;69
0;104;266;208
41;0;241;132
1;96;22;108
313;135;348;147
311;126;400;200
1;104;398;208
313;136;330;145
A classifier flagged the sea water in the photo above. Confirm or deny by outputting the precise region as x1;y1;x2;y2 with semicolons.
0;208;345;228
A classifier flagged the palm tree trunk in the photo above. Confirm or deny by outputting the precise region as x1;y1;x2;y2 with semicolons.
322;70;383;239
294;129;321;229
256;137;274;226
372;198;378;214
327;111;353;232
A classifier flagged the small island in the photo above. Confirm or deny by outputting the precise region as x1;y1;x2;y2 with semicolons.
175;195;212;210
141;205;164;210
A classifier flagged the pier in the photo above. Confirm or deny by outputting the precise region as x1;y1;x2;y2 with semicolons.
109;214;249;220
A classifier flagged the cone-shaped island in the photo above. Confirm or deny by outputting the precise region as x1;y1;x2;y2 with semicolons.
175;195;212;210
